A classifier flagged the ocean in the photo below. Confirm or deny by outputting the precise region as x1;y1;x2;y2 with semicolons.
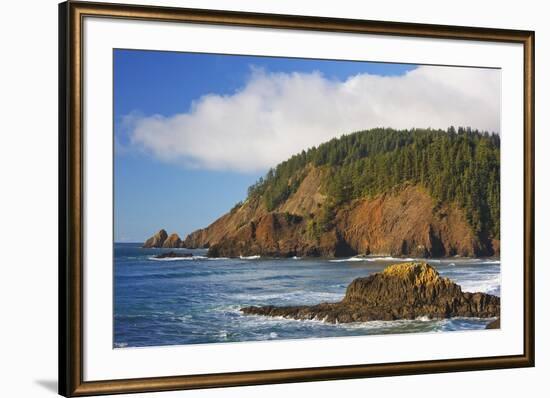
114;243;500;348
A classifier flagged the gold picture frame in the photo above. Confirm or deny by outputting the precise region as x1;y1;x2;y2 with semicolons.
59;1;535;396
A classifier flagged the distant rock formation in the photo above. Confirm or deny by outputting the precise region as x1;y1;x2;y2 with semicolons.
143;229;168;248
162;233;183;248
143;230;184;248
241;262;500;322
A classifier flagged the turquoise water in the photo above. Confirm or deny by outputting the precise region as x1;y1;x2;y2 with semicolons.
114;243;500;348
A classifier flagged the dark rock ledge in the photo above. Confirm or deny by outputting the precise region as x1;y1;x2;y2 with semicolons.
152;251;193;259
241;262;500;323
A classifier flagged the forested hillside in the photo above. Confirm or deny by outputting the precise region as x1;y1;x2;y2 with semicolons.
247;127;500;240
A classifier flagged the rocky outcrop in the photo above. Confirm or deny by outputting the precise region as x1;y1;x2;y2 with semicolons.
143;230;185;248
184;171;498;258
153;251;192;259
162;233;183;248
241;262;500;322
486;318;500;329
143;229;168;248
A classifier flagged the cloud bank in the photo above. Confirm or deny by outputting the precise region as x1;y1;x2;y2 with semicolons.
127;65;500;172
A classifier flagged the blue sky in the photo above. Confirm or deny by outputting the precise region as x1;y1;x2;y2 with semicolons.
114;49;500;242
114;50;416;242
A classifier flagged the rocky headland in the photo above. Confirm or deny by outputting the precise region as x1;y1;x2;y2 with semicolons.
241;262;500;323
145;128;500;259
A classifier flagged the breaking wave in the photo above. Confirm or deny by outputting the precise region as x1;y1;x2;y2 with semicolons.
148;255;229;261
329;256;415;263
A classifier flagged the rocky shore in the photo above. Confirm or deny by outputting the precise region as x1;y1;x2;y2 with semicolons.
241;262;500;323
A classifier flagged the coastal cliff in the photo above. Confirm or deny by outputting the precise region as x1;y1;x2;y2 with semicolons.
156;128;500;258
184;182;489;258
241;262;500;322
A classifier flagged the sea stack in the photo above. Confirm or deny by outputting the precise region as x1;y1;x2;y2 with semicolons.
241;262;500;322
142;229;168;248
143;229;185;248
162;233;183;248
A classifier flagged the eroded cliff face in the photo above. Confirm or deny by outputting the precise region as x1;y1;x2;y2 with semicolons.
335;185;484;257
182;166;498;258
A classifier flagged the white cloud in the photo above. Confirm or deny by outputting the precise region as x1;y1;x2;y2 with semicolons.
127;65;500;172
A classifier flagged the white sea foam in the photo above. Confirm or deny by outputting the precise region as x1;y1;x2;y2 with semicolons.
114;342;128;348
370;257;415;262
292;256;301;260
240;312;448;331
458;274;501;296
148;255;204;261
148;255;229;261
328;257;366;263
240;255;261;260
329;256;415;263
229;290;343;304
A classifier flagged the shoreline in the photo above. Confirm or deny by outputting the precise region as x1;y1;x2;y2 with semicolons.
116;242;500;262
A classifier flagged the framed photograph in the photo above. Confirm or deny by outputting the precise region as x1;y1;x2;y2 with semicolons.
59;1;534;396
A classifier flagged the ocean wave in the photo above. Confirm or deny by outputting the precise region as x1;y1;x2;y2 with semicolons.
239;313;492;334
329;256;415;263
369;256;415;262
148;256;203;261
226;290;344;305
328;256;499;265
329;256;366;263
114;342;128;348
458;274;501;296
148;255;229;261
240;255;261;260
240;312;447;330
